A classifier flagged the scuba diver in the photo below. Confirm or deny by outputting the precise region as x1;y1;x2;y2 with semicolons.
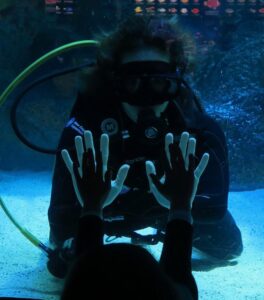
47;15;243;275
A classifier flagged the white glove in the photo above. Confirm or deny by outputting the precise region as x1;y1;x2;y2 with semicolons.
146;131;209;209
61;130;130;208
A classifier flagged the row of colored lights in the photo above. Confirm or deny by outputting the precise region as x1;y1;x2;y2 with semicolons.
134;5;264;13
45;6;76;14
135;0;264;2
45;0;76;14
45;0;75;3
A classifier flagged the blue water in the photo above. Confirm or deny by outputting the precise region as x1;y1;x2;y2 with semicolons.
0;2;264;299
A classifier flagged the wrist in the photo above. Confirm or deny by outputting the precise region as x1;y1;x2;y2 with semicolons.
81;208;103;219
170;201;191;211
168;209;193;224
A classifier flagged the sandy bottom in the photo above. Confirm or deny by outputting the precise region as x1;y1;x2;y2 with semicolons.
0;171;263;300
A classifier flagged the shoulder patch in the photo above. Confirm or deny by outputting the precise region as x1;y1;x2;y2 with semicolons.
101;118;119;136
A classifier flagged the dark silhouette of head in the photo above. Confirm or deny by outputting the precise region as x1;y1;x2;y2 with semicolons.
61;243;191;300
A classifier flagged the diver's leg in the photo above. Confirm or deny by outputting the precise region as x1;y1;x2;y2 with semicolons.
192;210;243;260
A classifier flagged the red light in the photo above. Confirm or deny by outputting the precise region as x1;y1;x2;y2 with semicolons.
146;6;155;12
204;0;221;9
192;8;200;14
168;7;177;13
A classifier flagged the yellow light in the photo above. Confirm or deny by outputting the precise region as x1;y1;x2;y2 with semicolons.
135;6;143;13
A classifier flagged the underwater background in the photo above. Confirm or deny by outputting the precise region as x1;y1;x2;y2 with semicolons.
0;1;263;299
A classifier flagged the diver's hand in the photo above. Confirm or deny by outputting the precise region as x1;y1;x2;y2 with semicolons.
61;131;130;217
146;132;209;211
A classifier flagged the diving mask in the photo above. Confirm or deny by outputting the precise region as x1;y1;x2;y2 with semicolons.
114;61;180;106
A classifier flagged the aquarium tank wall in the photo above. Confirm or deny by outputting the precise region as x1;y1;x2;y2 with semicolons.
0;1;263;299
0;0;263;190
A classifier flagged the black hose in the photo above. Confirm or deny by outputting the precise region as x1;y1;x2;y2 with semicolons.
10;63;202;155
10;62;96;155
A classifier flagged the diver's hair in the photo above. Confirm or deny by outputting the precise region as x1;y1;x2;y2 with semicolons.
76;15;204;115
93;15;197;76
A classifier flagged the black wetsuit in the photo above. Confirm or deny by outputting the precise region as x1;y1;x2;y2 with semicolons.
48;91;243;260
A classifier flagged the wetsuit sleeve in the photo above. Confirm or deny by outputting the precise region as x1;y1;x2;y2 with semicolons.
192;115;229;223
159;219;198;300
75;215;104;256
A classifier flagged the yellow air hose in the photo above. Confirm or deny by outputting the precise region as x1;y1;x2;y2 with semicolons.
0;40;99;108
0;40;99;253
0;196;46;251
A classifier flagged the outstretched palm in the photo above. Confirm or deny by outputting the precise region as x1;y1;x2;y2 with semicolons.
151;143;196;210
146;132;209;210
61;131;130;210
72;147;112;211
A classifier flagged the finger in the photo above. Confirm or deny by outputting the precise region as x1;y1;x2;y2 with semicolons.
81;150;91;180
186;137;196;170
188;154;196;174
61;149;73;174
84;148;96;178
145;160;156;177
149;174;164;191
162;148;171;173
62;151;84;207
146;161;170;209
171;143;185;170
194;153;210;179
104;169;113;189
160;174;165;184
84;130;96;164
71;163;84;207
97;144;103;180
73;161;82;184
145;160;160;190
75;136;84;177
179;131;189;160
100;134;109;181
145;160;157;191
114;164;130;188
169;143;178;169
165;133;173;169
